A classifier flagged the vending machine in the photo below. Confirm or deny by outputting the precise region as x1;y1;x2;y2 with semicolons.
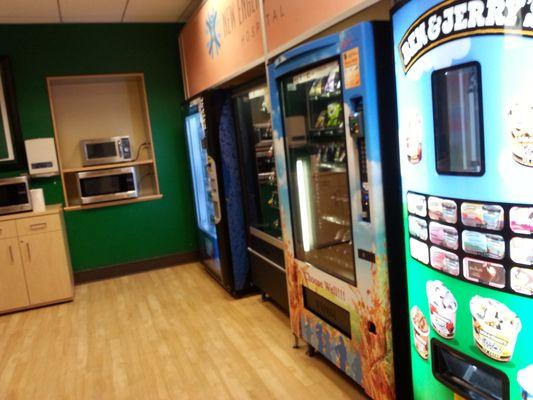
185;91;250;295
268;22;410;399
233;83;288;311
392;1;533;399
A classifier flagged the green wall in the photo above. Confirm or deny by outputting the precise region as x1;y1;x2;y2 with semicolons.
0;24;198;272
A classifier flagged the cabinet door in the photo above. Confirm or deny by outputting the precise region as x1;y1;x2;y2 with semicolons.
20;231;73;305
0;238;30;312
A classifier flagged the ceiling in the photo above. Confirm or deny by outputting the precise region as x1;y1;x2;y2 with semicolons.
0;0;201;24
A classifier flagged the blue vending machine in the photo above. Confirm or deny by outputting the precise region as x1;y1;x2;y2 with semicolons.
268;22;411;399
185;91;250;295
392;1;533;399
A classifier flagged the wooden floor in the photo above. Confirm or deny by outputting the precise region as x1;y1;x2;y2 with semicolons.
0;263;368;400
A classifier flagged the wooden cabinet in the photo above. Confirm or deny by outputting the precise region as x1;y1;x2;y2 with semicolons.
0;205;74;315
0;238;30;311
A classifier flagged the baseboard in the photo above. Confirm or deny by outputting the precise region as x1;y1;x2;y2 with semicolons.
74;251;200;285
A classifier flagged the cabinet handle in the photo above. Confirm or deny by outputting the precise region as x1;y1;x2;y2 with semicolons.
8;245;14;264
26;243;31;261
30;223;47;230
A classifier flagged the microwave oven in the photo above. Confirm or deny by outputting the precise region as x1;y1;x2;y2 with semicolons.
81;136;132;166
0;176;32;215
76;167;139;205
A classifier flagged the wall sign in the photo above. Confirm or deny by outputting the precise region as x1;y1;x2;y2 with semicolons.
399;0;533;73
263;0;379;56
180;0;384;98
179;0;264;98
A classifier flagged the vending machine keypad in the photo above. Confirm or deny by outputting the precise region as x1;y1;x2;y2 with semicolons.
350;100;370;223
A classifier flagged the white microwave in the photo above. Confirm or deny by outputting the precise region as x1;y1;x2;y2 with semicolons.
81;136;132;166
76;167;139;205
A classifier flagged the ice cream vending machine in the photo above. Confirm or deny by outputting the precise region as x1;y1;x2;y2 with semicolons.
392;0;533;399
268;22;410;399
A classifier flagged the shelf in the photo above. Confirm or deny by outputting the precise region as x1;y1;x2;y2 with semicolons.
258;171;276;183
309;127;345;138
62;159;155;174
255;139;273;146
64;194;163;212
308;90;342;101
47;73;162;211
253;122;272;129
256;151;274;158
321;215;351;226
318;163;346;173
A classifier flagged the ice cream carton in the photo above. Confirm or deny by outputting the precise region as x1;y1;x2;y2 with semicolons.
517;365;533;400
410;306;429;359
426;280;457;339
470;296;522;362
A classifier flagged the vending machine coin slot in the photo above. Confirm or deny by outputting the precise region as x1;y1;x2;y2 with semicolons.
358;248;376;263
368;321;377;335
349;99;370;222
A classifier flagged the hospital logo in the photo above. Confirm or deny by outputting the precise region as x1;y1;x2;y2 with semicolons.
399;0;533;73
206;10;221;58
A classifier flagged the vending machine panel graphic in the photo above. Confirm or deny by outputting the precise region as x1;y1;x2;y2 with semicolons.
392;1;533;399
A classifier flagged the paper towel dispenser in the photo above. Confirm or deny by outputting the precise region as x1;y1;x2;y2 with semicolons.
24;138;59;177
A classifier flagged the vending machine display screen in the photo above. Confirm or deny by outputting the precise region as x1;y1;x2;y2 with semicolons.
432;63;484;176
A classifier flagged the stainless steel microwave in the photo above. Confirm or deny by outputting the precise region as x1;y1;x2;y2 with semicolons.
76;167;139;205
0;176;32;215
81;136;132;166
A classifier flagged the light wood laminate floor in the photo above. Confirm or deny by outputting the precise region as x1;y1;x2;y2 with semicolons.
0;263;368;400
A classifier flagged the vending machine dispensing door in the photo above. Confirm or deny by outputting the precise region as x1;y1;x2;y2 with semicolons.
392;1;533;399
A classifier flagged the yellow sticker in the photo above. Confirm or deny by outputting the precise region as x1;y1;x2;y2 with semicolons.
342;48;360;89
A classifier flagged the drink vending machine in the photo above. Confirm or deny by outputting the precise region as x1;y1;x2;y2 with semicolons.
268;22;410;399
392;0;533;399
184;91;250;295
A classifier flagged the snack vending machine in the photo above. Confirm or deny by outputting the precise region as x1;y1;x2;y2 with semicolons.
233;84;288;311
269;22;410;399
392;0;533;399
185;91;249;295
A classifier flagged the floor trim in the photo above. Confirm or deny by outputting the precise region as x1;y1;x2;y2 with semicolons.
74;251;200;285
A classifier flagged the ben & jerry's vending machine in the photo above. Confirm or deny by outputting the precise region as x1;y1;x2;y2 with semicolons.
392;1;533;399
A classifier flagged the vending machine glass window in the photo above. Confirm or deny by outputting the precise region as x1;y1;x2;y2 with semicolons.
234;87;282;239
185;112;217;238
280;60;356;284
432;63;484;175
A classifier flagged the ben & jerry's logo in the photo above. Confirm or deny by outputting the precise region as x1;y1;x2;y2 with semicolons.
399;0;533;73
